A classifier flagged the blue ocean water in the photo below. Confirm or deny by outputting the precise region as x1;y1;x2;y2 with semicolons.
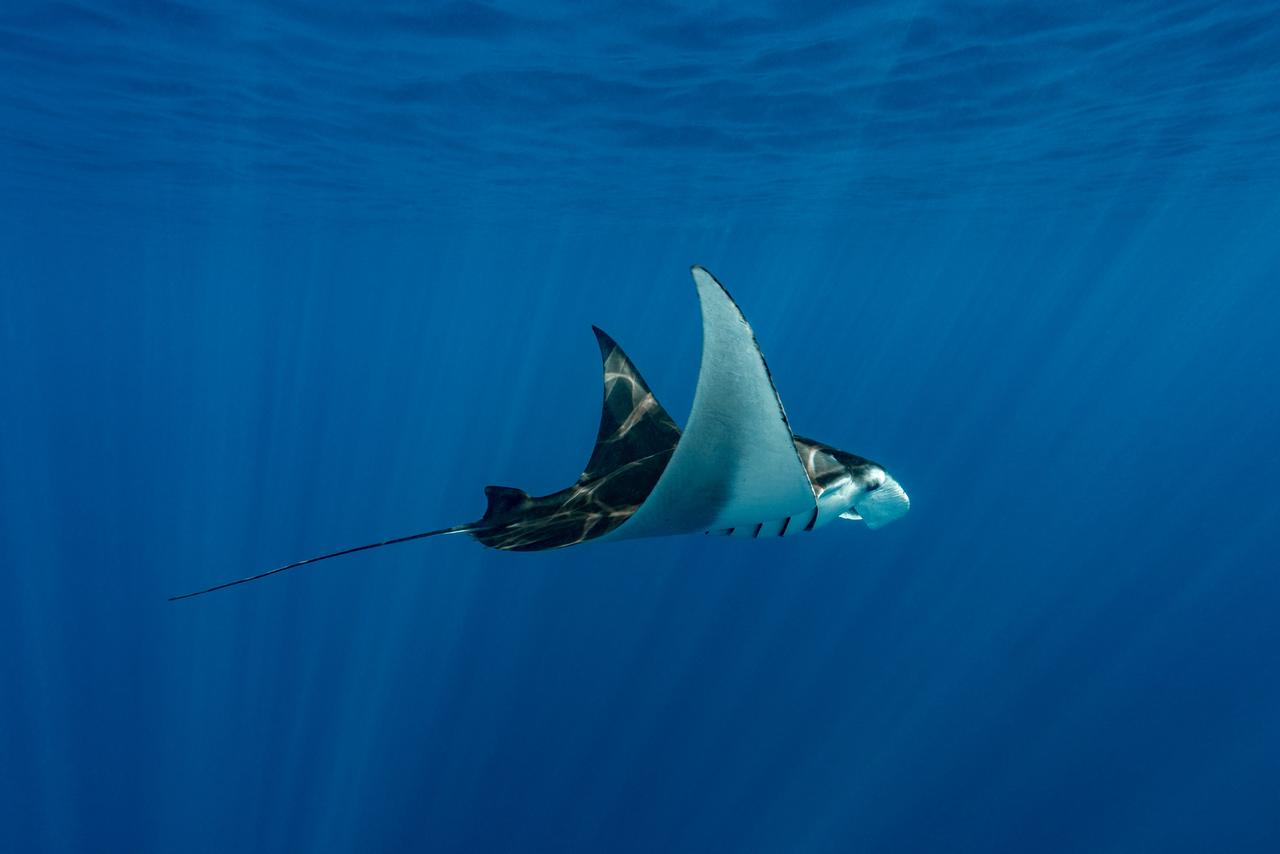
3;2;1280;852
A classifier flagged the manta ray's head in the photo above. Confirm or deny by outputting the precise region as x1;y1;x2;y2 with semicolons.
831;452;910;530
847;464;910;529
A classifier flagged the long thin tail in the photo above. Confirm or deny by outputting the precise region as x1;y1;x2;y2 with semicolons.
168;524;475;601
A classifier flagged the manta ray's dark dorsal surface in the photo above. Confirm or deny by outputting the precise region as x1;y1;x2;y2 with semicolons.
471;327;682;551
169;266;909;600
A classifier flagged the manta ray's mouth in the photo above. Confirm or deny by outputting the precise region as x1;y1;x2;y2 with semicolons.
852;476;910;530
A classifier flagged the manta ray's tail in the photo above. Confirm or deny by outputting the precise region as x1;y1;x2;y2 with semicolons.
167;524;476;601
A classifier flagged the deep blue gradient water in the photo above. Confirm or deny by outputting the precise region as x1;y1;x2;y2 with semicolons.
3;3;1279;852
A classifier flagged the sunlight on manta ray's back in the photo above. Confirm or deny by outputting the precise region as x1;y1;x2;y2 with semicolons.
169;266;909;600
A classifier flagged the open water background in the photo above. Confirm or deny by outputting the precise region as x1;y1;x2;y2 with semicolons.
2;2;1279;852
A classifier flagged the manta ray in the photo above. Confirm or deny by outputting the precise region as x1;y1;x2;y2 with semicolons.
171;266;909;600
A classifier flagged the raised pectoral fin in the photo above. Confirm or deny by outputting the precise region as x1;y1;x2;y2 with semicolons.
608;267;817;538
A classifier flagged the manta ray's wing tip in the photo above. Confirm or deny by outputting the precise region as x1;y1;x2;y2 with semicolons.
690;265;723;289
590;324;615;347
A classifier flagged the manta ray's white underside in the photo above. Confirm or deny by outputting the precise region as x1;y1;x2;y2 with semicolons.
603;267;819;539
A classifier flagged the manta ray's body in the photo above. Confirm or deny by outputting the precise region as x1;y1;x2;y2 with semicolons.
474;267;908;550
170;267;908;600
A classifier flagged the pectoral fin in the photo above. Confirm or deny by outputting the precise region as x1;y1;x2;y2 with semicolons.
608;267;817;538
